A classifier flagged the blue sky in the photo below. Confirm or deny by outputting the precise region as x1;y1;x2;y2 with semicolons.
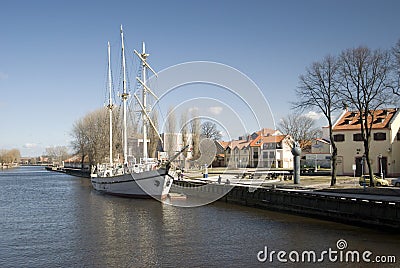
1;0;400;156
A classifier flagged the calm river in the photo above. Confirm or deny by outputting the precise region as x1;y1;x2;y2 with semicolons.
1;166;399;267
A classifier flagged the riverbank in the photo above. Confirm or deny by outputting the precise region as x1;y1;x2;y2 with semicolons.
45;166;90;178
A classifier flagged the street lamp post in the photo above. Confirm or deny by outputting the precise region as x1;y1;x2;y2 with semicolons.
379;154;383;179
314;154;318;172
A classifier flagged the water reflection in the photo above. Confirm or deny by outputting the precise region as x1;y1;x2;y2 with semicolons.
1;167;399;267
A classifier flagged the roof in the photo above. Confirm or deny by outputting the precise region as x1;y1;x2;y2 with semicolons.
314;138;330;145
249;135;263;147
218;141;230;149
229;139;251;150
333;108;398;131
262;135;287;143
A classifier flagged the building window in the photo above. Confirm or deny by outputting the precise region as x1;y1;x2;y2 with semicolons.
253;152;258;159
397;132;400;141
269;151;275;158
374;132;386;141
276;142;283;149
333;134;345;142
264;143;276;149
353;133;363;141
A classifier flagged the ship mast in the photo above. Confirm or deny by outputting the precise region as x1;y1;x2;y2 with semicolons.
141;42;148;159
107;41;113;165
134;42;162;160
120;25;129;164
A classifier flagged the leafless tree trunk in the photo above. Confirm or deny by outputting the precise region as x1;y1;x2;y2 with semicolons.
294;55;341;186
339;47;393;186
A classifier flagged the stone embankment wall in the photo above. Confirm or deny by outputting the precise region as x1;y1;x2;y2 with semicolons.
173;181;400;230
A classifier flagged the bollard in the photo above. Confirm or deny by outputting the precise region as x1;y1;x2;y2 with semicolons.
291;141;301;184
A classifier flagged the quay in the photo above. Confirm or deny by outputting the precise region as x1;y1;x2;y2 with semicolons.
1;163;19;169
45;166;90;178
172;178;400;230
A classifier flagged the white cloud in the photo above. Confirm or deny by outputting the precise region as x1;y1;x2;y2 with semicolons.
23;143;37;149
0;72;9;80
208;106;223;115
304;111;324;120
188;107;199;113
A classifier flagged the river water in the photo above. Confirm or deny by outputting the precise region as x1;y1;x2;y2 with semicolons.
0;166;399;267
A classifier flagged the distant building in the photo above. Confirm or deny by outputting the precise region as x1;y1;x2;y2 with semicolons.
260;135;293;168
160;133;193;168
303;138;331;169
219;139;251;168
218;128;294;169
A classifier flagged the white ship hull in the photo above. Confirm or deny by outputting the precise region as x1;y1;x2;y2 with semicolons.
91;168;173;199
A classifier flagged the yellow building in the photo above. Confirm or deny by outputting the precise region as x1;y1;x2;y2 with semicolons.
332;108;400;177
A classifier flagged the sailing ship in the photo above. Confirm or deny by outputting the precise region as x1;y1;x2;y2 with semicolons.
90;26;181;199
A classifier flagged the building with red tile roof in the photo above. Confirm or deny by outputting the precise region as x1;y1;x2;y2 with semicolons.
332;108;400;176
260;135;293;168
218;129;294;168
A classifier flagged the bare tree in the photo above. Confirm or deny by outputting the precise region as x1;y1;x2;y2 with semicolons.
278;113;321;150
339;46;394;185
45;146;70;165
165;106;177;158
180;113;189;158
294;55;341;186
70;107;124;166
190;110;201;160
147;111;159;158
0;149;21;164
392;39;400;95
201;121;222;140
71;118;89;167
